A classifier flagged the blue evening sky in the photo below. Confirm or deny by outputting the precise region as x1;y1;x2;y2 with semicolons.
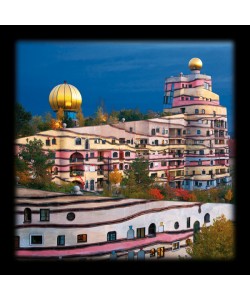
16;41;234;134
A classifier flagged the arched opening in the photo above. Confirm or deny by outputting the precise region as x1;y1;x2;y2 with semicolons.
204;213;210;223
148;223;156;236
193;221;200;242
24;208;31;223
137;249;145;261
70;152;83;163
113;151;118;158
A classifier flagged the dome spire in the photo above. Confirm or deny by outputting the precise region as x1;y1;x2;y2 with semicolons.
188;58;203;74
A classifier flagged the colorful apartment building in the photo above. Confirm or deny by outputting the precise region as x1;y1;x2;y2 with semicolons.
15;58;231;192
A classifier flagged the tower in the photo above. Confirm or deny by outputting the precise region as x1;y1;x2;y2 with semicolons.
49;81;82;120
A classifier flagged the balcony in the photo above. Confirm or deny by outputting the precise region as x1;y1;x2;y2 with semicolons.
97;156;104;162
97;170;104;176
70;170;84;177
70;158;83;163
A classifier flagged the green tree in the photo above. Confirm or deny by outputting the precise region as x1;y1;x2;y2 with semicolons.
122;158;153;197
186;215;235;260
18;138;55;185
15;102;33;137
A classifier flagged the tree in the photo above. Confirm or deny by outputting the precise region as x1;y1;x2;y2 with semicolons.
107;111;119;124
76;108;85;127
95;106;108;125
127;158;153;188
186;215;235;260
225;189;233;202
18;138;55;185
148;188;164;200
174;188;193;201
15;102;33;137
109;168;123;185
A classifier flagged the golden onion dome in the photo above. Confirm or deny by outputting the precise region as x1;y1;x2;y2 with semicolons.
188;57;203;70
49;81;82;112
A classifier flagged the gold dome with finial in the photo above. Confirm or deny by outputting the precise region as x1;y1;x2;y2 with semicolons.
188;58;203;70
49;81;82;112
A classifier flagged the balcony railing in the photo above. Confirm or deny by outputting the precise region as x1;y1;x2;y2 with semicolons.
70;158;84;163
70;170;84;177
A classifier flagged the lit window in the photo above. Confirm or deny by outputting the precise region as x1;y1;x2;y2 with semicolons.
107;231;117;241
30;235;43;245
150;248;156;257
40;209;50;221
57;235;65;246
157;247;165;258
77;234;87;243
172;241;180;251
137;228;145;238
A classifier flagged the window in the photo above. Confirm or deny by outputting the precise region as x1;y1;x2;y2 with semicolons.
75;138;81;145
113;152;118;158
90;152;94;158
190;96;194;100
156;128;160;133
202;170;206;175
186;97;189;100
85;153;89;161
40;209;50;221
30;235;43;245
195;181;199;186
187;130;191;134
52;138;56;145
180;108;185;113
198;160;202;166
77;234;87;243
182;84;184;88
124;164;129;170
198;182;202;187
85;180;88;189
107;231;117;241
197;129;201;135
67;212;75;221
46;139;50;146
24;208;31;223
129;127;133;132
195;109;199;114
204;82;209;89
102;139;106;144
157;247;165;258
199;150;204;155
187;217;190;228
202;109;205;114
172;241;180;251
213;111;216;117
183;130;186;134
210;160;214;165
57;235;65;246
181;96;184;101
161;161;167;166
189;84;192;88
150;248;156;257
204;213;210;223
85;139;89;149
150;162;154;168
112;139;115;144
125;151;130;157
137;227;145;238
174;222;179;230
165;129;168;134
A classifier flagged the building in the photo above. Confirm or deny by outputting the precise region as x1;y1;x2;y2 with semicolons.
15;188;234;260
15;58;231;192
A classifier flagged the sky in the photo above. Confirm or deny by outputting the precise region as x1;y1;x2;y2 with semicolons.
16;41;234;135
